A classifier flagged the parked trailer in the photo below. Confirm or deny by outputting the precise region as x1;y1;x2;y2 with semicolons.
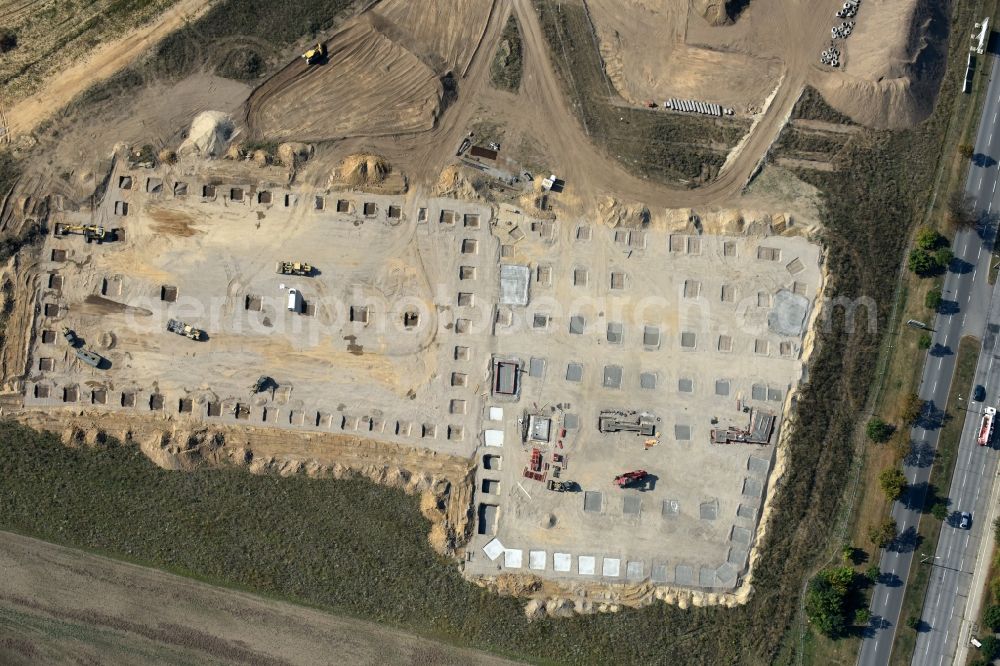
979;406;996;446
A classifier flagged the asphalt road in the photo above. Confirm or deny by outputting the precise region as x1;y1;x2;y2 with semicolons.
857;53;1000;666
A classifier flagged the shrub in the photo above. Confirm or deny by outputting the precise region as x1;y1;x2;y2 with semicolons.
0;28;15;53
878;468;907;501
865;565;880;584
931;501;948;521
902;393;924;424
906;615;921;630
959;143;974;159
867;417;892;443
925;288;942;311
854;607;871;626
983;604;1000;631
980;635;1000;660
918;333;932;349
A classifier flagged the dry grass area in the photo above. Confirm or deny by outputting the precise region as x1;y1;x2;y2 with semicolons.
0;531;516;666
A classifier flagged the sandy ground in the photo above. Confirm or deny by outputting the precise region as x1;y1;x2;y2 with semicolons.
0;531;518;666
2;0;216;137
247;19;443;142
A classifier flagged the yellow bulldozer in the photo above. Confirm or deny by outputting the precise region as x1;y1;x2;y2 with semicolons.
275;260;312;276
55;223;106;243
302;43;327;65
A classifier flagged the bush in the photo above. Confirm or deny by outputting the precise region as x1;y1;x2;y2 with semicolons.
931;501;949;521
980;635;1000;660
869;518;898;548
0;28;15;53
983;604;1000;631
865;565;880;584
947;191;976;231
925;288;942;311
878;468;907;501
902;393;924;424
490;15;523;91
918;333;932;349
959;143;974;159
906;615;921;630
854;607;871;626
867;417;892;443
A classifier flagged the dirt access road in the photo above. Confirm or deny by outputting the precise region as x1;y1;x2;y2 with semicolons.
336;0;836;210
0;531;518;666
2;0;215;138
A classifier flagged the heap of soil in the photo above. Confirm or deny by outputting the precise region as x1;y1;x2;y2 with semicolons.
598;196;650;228
814;0;948;128
693;0;732;25
178;111;235;158
277;142;313;166
338;154;391;187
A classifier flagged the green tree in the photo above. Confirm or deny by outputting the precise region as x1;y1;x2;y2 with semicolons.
916;227;943;251
947;191;977;231
925;288;942;311
869;518;897;548
878;468;907;501
909;249;936;275
906;615;921;630
934;247;954;270
854;607;871;626
980;635;1000;660
864;565;880;584
983;604;1000;631
841;544;855;562
959;143;975;159
805;568;854;637
918;332;932;349
930;501;948;521
867;417;892;443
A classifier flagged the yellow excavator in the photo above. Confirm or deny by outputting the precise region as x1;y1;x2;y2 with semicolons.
55;223;106;244
302;43;327;65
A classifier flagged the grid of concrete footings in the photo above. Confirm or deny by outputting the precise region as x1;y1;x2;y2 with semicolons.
25;161;822;593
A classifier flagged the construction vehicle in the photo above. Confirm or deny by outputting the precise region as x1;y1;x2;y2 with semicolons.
275;261;312;276
302;43;327;65
249;375;273;396
75;347;103;368
547;480;576;492
62;327;78;347
55;223;106;243
166;319;205;341
614;470;648;488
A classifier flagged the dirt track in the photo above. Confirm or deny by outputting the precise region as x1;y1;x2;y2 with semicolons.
3;0;215;137
0;531;517;666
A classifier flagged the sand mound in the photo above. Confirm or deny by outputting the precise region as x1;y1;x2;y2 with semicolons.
813;0;948;128
277;142;313;166
693;0;731;25
338;154;390;187
179;111;235;158
435;165;481;199
598;196;649;228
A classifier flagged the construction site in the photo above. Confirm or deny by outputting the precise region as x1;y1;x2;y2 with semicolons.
0;0;940;615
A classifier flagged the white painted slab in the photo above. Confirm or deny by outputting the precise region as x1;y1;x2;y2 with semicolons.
578;555;596;575
484;429;504;447
529;550;547;571
553;552;572;572
504;548;523;568
602;557;621;577
489;407;504;421
483;538;505;560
